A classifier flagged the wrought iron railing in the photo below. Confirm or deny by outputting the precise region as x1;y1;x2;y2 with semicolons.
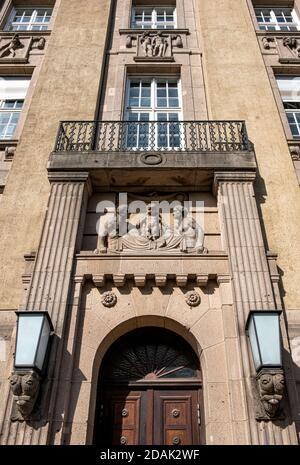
54;120;251;153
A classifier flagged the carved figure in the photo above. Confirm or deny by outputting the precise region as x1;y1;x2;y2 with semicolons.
173;205;206;253
94;200;207;254
94;208;118;254
152;32;168;57
282;36;300;57
0;34;23;58
257;370;285;419
10;371;41;421
140;32;152;57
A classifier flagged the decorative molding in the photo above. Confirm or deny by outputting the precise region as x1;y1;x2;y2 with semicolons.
256;369;285;421
10;371;41;422
47;171;90;183
101;291;117;308
185;290;201;307
91;273;214;289
140;152;163;165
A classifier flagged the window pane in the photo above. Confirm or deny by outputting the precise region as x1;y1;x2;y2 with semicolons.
141;97;151;107
157;98;167;107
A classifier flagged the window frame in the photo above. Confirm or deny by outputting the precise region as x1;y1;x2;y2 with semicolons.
0;76;30;140
125;76;182;121
131;5;177;29
124;76;183;150
254;6;300;31
5;6;53;32
0;99;24;139
276;75;300;139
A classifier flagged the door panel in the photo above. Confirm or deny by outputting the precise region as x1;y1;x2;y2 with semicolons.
107;391;145;445
103;387;201;445
154;390;199;445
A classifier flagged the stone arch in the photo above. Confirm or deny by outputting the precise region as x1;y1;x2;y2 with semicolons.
85;315;206;444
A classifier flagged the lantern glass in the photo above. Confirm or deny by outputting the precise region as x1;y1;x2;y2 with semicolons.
14;312;52;373
246;311;282;371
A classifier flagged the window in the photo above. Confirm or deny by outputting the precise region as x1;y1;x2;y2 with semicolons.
276;76;300;139
131;6;176;29
0;77;30;139
5;7;53;31
255;7;300;31
125;77;182;149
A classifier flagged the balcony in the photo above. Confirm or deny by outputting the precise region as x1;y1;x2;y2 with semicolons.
49;120;256;188
54;120;252;153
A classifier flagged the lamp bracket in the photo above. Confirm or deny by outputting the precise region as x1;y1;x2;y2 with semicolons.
9;370;41;422
255;368;285;421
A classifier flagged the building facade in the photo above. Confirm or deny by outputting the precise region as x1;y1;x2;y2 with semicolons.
0;0;300;445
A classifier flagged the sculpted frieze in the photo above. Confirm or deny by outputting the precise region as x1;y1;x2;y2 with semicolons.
126;31;183;61
93;194;207;255
0;34;46;63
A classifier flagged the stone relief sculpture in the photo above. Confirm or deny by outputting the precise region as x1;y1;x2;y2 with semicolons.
10;371;41;421
0;34;46;62
282;36;300;57
94;202;207;254
256;369;285;420
127;32;182;61
140;31;168;57
0;34;23;58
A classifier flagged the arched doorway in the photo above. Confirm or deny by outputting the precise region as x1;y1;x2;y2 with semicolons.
94;327;204;445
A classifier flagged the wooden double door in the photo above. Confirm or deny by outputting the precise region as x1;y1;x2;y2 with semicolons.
102;386;201;445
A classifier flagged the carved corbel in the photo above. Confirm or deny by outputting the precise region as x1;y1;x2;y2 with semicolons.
126;35;135;48
134;275;146;287
176;275;188;287
255;368;285;420
155;275;167;287
113;274;126;287
31;37;46;50
93;274;106;287
172;34;183;48
262;37;276;50
289;144;300;160
10;370;41;421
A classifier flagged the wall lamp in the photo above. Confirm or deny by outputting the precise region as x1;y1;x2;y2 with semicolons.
10;311;54;422
246;310;285;420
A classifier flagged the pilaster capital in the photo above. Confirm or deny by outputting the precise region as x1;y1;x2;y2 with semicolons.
213;170;256;196
48;171;90;184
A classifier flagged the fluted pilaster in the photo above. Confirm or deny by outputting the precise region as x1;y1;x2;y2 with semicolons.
0;172;90;444
215;171;298;445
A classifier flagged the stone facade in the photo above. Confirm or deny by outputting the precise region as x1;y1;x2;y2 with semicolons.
0;0;299;445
